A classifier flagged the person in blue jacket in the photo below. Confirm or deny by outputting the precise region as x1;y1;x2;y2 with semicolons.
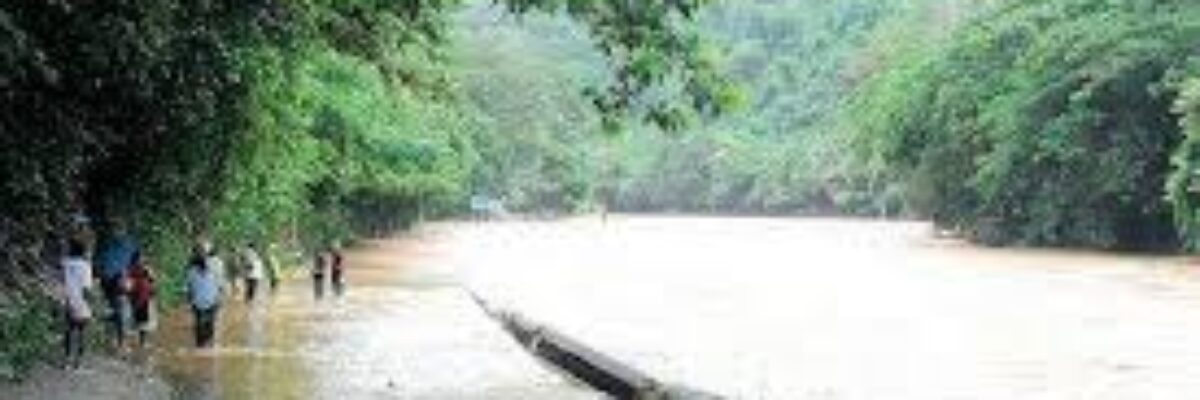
94;219;139;350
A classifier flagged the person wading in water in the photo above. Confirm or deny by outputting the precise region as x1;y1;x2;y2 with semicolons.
330;242;345;297
186;243;223;348
241;242;266;303
128;251;156;348
265;242;282;294
311;248;328;300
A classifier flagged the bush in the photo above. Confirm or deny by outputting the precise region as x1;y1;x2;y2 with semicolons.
0;296;58;379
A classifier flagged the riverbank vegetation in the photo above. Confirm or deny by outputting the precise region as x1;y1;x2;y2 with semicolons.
479;0;1200;251
0;0;732;375
856;0;1200;249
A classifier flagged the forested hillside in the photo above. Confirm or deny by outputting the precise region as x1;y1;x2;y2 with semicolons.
854;0;1200;249
611;0;907;214
462;0;1200;251
457;0;923;215
452;7;607;213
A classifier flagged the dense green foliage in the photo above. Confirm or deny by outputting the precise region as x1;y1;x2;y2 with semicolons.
610;0;905;214
453;8;607;213
855;0;1200;249
457;0;917;215
0;0;729;288
0;296;57;377
1167;75;1200;249
1;0;478;298
0;0;733;373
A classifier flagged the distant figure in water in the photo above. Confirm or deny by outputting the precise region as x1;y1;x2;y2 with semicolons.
265;242;281;293
223;247;241;297
187;242;223;348
241;242;265;303
311;249;327;300
127;250;157;348
60;238;92;368
330;242;345;297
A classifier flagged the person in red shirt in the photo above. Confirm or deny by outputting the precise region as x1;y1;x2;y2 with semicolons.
127;251;156;348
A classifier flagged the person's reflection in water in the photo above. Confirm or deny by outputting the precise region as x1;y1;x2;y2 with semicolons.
171;348;222;400
246;290;267;350
247;302;267;399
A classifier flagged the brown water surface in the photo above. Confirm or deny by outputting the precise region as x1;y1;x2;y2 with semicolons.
151;229;592;400
150;216;1200;399
457;216;1200;399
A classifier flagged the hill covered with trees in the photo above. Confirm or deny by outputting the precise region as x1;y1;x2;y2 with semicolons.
854;0;1200;249
460;0;1200;253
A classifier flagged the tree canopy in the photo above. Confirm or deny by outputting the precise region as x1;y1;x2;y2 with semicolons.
7;0;1200;298
0;0;735;297
854;0;1200;249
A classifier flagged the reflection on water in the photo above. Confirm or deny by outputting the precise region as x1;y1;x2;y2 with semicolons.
154;283;315;400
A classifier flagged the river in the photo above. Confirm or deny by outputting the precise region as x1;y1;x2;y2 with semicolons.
458;216;1200;399
154;216;1200;399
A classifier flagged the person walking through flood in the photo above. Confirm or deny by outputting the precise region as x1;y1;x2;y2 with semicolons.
60;238;92;368
127;251;156;348
94;220;138;350
223;247;241;298
241;242;265;303
330;243;345;297
187;243;223;348
311;249;328;300
265;242;281;293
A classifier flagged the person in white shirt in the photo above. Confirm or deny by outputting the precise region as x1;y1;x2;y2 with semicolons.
61;239;92;368
202;242;227;296
241;243;266;302
188;242;224;348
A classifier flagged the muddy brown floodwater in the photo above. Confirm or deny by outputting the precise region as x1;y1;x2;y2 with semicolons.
151;230;595;400
152;216;1200;399
458;216;1200;399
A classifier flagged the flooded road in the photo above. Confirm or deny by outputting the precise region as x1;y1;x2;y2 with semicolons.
456;216;1200;399
151;233;596;400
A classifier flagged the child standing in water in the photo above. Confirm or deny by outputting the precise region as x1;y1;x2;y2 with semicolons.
128;251;156;348
61;239;92;368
